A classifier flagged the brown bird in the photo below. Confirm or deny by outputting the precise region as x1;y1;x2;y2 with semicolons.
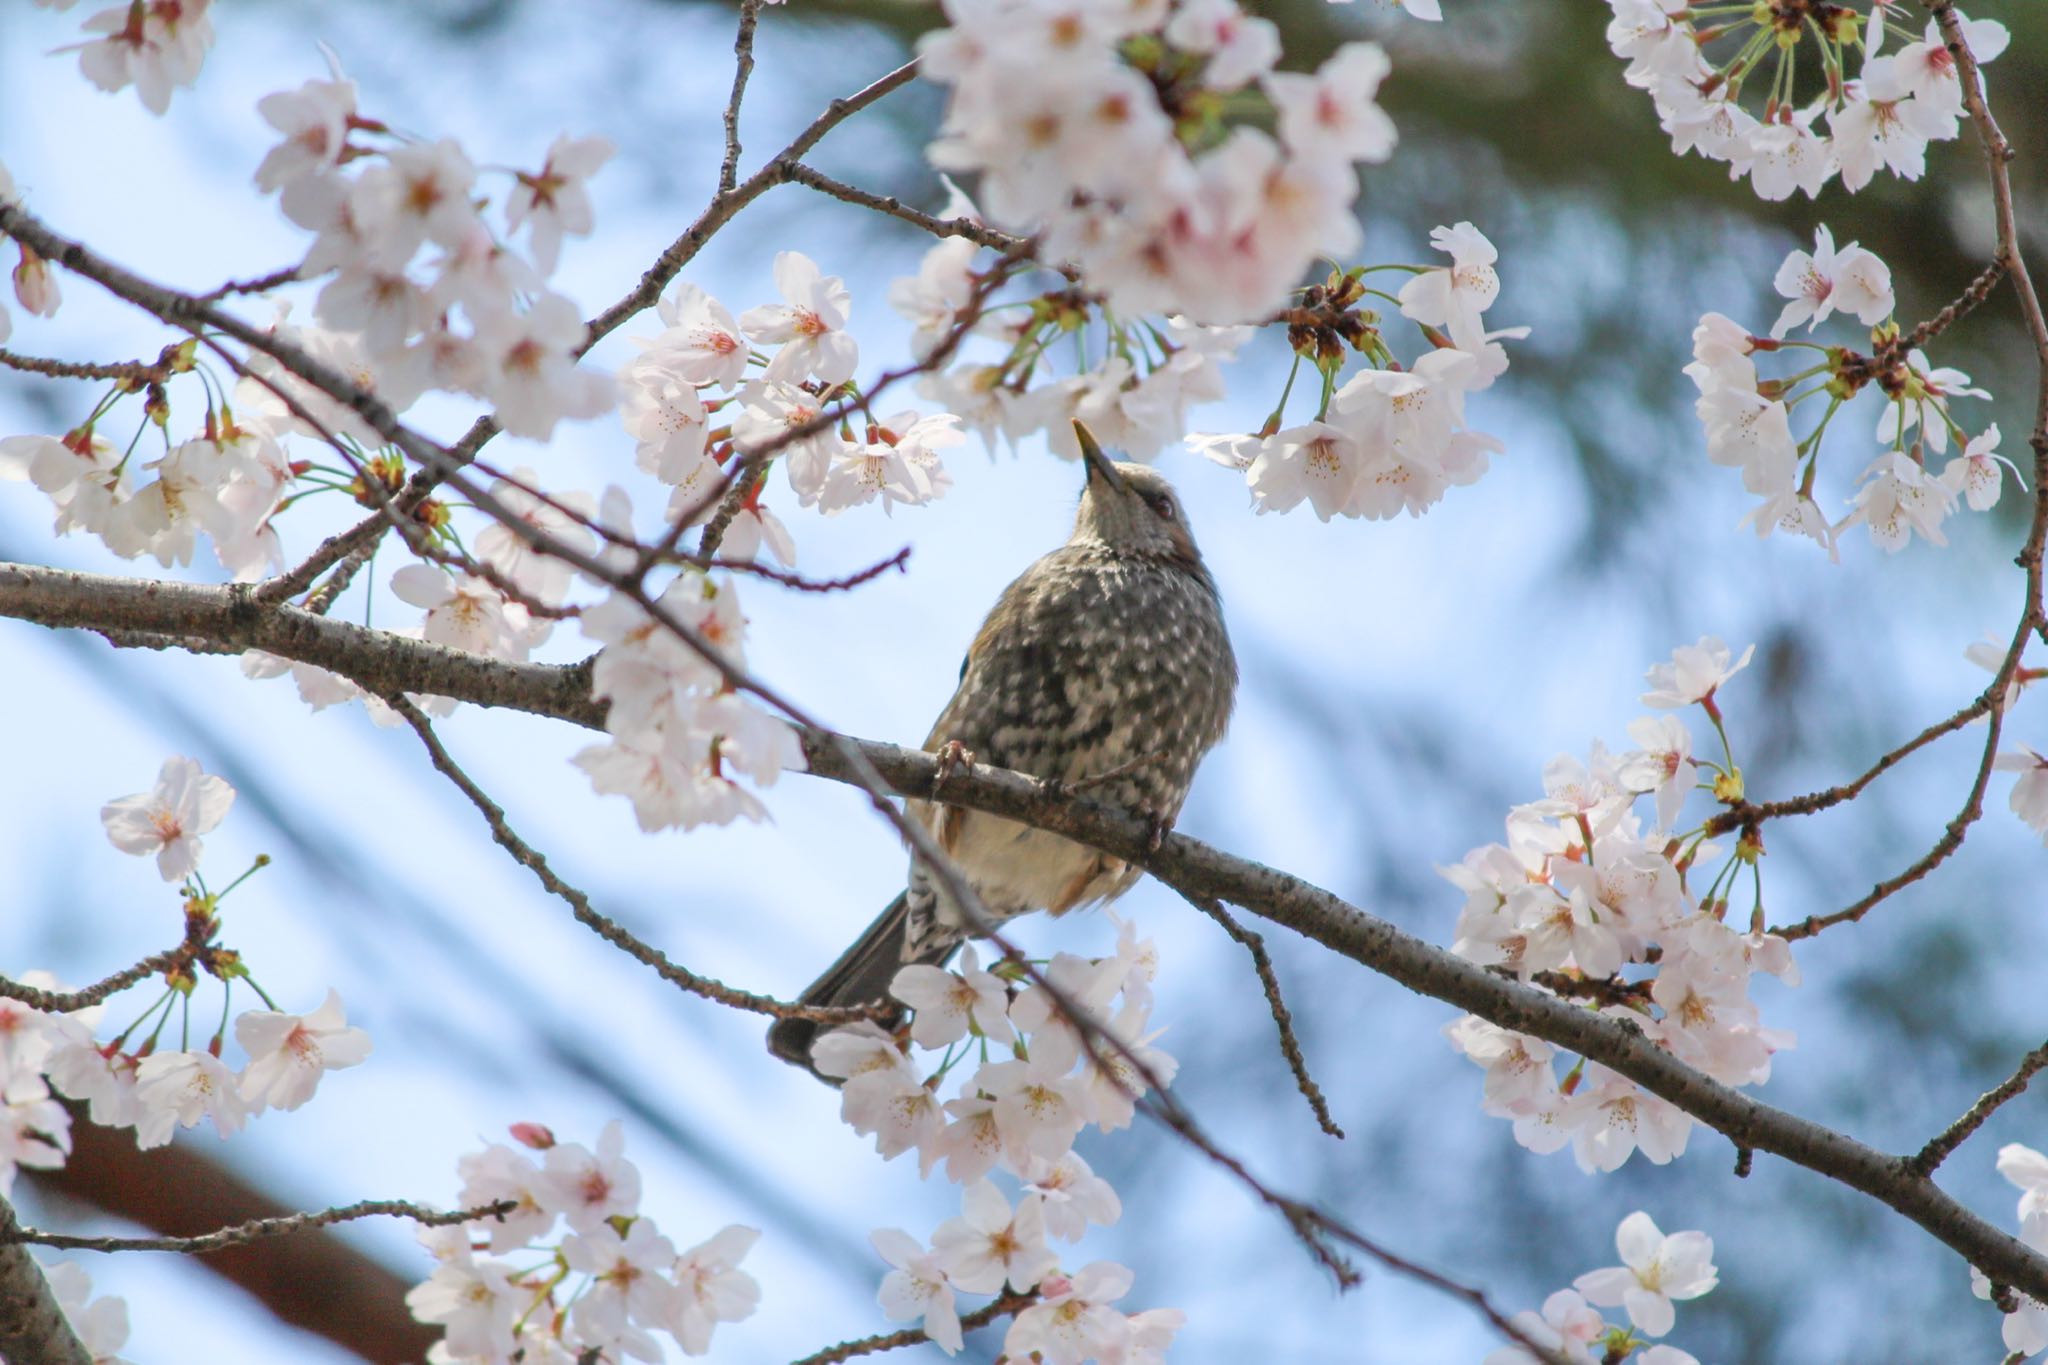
768;422;1237;1073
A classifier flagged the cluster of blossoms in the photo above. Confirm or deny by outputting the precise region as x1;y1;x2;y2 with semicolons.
1688;226;2011;557
1488;1211;1716;1365
0;386;305;581
1;758;369;1196
250;57;613;440
3;166;307;581
888;181;1251;473
808;923;1183;1361
919;0;1417;325
1604;1;2009;201
1196;223;1522;521
576;540;804;831
48;0;216;116
1444;638;1800;1172
409;1121;761;1363
626;254;966;526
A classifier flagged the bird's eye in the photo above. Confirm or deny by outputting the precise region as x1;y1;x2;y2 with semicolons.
1147;494;1176;522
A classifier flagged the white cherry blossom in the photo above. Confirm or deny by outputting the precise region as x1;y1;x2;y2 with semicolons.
99;756;235;882
235;989;372;1111
1572;1211;1717;1337
1769;225;1894;337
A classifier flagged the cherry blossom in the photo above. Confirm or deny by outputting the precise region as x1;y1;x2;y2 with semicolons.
69;0;215;115
42;1016;140;1128
1891;13;2010;114
1482;1288;1605;1365
12;244;61;319
506;133;615;275
472;468;597;607
1246;422;1364;521
1769;226;1894;338
535;1118;643;1235
391;565;546;662
99;755;235;882
892;946;1016;1049
1617;714;1696;832
1640;636;1754;711
235;989;372;1111
649;282;752;389
1573;1211;1718;1337
1995;747;2048;841
43;1260;132;1365
253;66;357;194
740;251;858;386
1830;57;1957;193
1164;0;1280;92
1875;349;1987;457
1942;422;2020;512
669;1225;762;1356
406;1252;524;1361
1021;1152;1123;1242
473;291;616;440
456;1141;557;1252
561;1217;678;1361
1003;1261;1135;1365
0;1072;71;1194
133;1049;248;1148
1398;222;1502;354
931;1179;1057;1294
1844;449;1958;552
0;429;129;540
872;1227;963;1354
1264;42;1396;165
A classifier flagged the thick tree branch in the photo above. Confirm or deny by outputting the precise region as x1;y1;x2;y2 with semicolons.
0;1193;90;1365
4;561;2047;1299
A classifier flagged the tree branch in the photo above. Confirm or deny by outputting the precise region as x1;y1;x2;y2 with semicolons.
390;696;885;1026
0;1200;510;1256
5;561;2047;1298
0;1193;91;1365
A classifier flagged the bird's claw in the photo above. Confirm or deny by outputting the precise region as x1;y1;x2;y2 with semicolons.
1144;812;1173;856
932;739;976;797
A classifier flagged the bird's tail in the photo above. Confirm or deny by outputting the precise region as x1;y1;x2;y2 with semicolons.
767;893;957;1077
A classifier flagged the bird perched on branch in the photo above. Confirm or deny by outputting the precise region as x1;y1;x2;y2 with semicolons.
768;422;1237;1075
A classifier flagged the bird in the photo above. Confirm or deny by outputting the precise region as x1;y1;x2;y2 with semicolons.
768;421;1238;1075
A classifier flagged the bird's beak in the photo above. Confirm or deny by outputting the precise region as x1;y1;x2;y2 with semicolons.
1075;421;1127;494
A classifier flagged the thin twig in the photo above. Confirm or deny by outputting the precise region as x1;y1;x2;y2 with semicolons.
719;0;763;197
781;162;1047;263
194;263;301;302
1180;891;1345;1139
789;1293;1035;1365
1704;689;1996;838
0;348;168;384
0;950;182;1013
0;1200;511;1255
700;546;911;593
390;697;882;1026
1912;1039;2048;1176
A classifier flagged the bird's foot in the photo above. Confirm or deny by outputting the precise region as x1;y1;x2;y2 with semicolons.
931;739;976;797
1142;810;1174;856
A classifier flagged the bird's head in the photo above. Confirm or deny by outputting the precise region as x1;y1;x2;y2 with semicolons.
1070;421;1203;569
